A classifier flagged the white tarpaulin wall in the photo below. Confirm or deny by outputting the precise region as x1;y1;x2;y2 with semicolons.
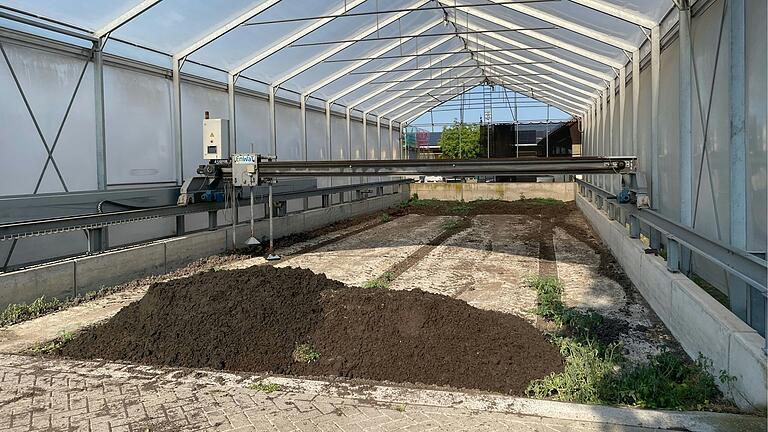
0;1;765;329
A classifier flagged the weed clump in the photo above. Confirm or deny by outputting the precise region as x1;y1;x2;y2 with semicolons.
1;296;64;327
363;272;395;289
248;382;282;393
27;331;74;355
292;343;320;363
525;276;733;411
380;213;392;223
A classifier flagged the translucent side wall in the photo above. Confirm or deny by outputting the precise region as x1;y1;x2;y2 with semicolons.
0;37;397;268
581;0;767;334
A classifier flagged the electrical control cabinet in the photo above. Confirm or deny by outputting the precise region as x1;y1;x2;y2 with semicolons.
232;153;258;187
203;118;229;160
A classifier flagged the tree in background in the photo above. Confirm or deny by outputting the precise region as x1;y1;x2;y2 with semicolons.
438;122;481;159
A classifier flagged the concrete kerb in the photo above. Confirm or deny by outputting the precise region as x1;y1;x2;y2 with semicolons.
576;193;767;411
244;375;765;432
0;261;75;308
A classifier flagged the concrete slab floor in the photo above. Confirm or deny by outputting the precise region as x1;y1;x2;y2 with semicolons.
0;210;760;431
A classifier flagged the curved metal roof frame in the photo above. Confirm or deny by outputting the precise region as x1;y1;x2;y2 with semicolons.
1;0;673;124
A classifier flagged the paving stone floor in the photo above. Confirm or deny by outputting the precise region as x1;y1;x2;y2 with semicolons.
0;354;662;432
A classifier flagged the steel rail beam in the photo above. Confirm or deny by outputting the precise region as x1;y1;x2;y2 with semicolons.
576;180;767;291
258;157;633;178
0;180;410;241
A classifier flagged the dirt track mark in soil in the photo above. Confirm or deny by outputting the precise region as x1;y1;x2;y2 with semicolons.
277;217;395;264
61;266;564;396
537;216;558;278
381;217;472;283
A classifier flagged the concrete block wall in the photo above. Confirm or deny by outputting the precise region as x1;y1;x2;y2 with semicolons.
0;189;408;309
577;194;767;411
410;182;576;202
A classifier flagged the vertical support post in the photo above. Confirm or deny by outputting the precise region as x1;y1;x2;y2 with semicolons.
389;120;393;160
300;94;307;161
93;40;107;191
619;65;626;157
325;101;332;160
545;104;550;157
650;25;661;209
632;49;640;163
363;111;369;159
268;85;277;157
608;78;616;192
172;57;184;185
227;73;237;155
667;237;681;273
601;91;607;187
346;107;352;159
175;215;185;236
376;115;382;160
729;0;747;250
629;215;640;239
679;5;693;227
728;0;751;324
208;210;217;231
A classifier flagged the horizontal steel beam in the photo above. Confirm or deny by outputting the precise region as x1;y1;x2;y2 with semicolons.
0;180;409;241
259;157;633;177
577;180;767;291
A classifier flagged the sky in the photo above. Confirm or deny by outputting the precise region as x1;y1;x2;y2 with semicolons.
407;84;572;132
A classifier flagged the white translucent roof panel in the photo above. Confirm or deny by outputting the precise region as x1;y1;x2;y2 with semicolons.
187;0;358;70
2;0;678;119
319;37;462;102
1;0;140;31
238;0;420;86
110;0;258;54
527;0;646;47
601;0;673;23
481;4;625;62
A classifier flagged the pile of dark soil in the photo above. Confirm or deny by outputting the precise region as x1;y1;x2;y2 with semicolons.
62;266;563;395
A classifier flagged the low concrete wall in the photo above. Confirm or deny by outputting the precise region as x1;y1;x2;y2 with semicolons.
410;182;576;202
577;194;767;411
0;189;408;307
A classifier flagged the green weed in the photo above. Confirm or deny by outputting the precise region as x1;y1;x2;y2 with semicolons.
248;382;282;393
363;272;395;289
449;202;473;214
526;197;564;205
392;404;406;412
27;331;74;355
0;296;64;327
440;219;459;231
525;276;731;411
380;213;392;223
293;343;321;363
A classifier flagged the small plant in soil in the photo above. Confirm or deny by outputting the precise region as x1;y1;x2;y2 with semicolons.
293;343;321;363
380;213;392;223
449;202;473;215
525;198;564;205
27;331;74;355
248;382;282;393
525;275;733;411
392;404;406;412
363;271;395;289
440;219;459;231
1;296;64;327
